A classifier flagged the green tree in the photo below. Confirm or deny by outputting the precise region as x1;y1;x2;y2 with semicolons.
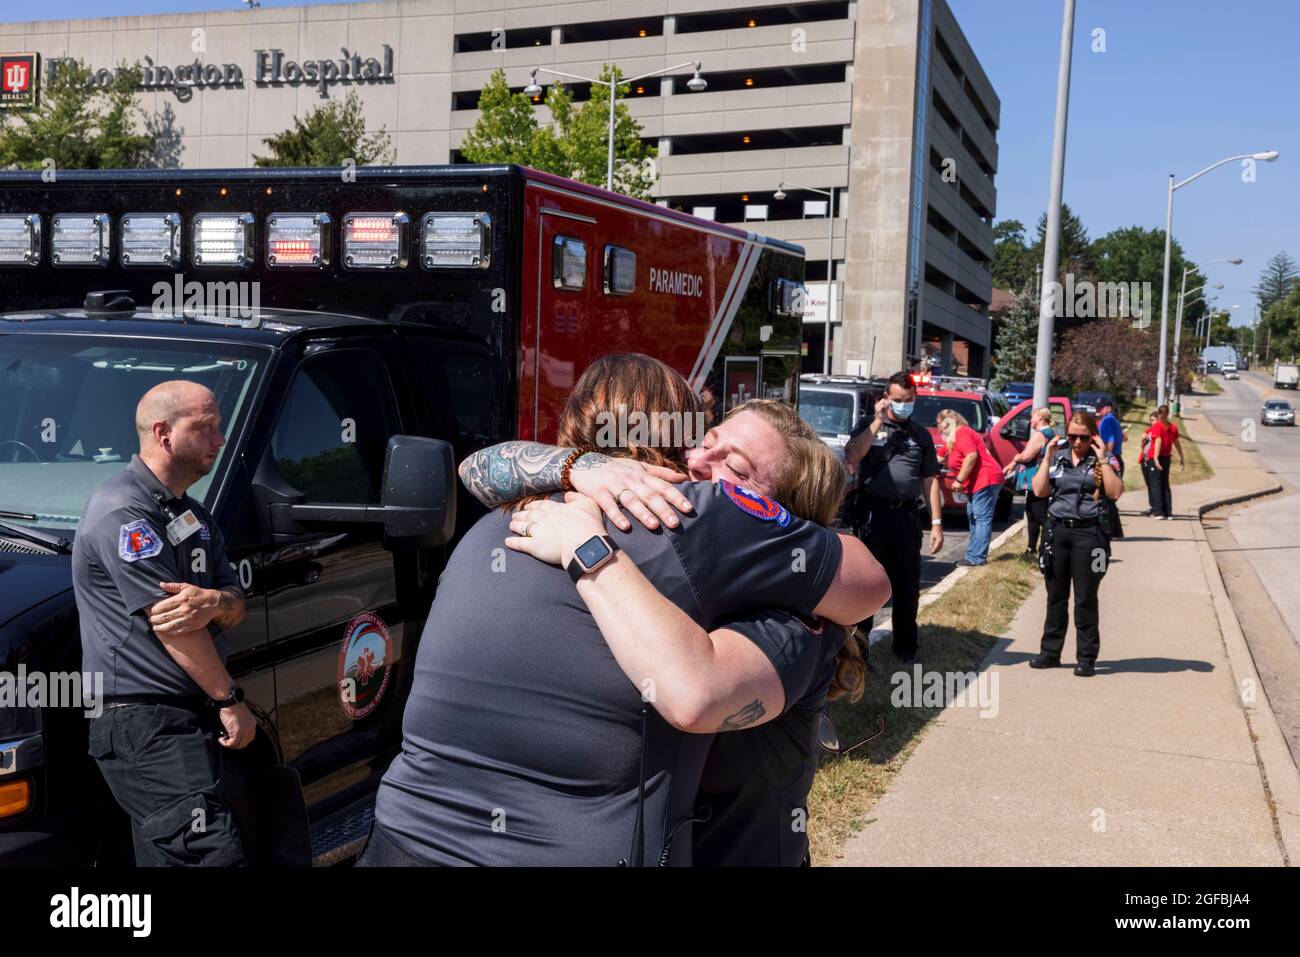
254;90;394;167
992;219;1034;291
1090;225;1201;329
1252;251;1297;311
461;66;657;199
0;60;154;169
1032;203;1097;284
989;290;1039;389
1260;284;1300;362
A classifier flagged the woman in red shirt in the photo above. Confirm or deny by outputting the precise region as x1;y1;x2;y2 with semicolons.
937;409;1004;566
1152;404;1185;519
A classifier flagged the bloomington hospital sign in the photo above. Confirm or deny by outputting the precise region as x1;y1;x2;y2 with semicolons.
40;45;394;103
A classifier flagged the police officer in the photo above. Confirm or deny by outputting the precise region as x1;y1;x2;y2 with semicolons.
843;370;944;663
73;380;252;866
1029;411;1124;677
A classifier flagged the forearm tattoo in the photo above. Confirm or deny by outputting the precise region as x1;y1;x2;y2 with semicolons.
717;699;766;732
458;441;611;506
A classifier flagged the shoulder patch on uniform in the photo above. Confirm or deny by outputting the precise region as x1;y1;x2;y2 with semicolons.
119;520;163;562
717;479;792;527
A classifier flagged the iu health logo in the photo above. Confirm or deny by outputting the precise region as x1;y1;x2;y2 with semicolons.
0;54;39;110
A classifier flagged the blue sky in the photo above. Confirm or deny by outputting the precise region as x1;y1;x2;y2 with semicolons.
950;0;1298;326
7;1;1297;325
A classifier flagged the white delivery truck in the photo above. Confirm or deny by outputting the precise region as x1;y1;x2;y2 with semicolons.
1274;360;1299;389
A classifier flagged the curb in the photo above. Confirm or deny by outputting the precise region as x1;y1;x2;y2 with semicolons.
1191;498;1300;865
1177;408;1298;864
867;518;1027;645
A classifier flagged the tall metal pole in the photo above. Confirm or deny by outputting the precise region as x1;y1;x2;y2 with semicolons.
1032;0;1076;410
1171;267;1189;410
1156;175;1175;407
824;189;834;374
606;77;617;191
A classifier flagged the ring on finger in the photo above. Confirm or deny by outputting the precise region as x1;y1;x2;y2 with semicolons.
615;488;630;505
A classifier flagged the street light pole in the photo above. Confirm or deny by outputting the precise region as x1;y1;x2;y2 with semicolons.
527;61;706;192
1031;0;1076;411
775;181;835;374
1156;150;1278;407
1171;257;1239;409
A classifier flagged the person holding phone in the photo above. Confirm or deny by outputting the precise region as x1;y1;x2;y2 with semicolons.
1029;412;1124;677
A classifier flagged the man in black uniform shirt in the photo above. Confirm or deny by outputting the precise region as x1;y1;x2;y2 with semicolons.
843;371;944;662
72;381;252;866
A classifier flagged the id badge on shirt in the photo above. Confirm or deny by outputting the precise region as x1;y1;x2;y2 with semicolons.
872;431;889;447
165;509;202;545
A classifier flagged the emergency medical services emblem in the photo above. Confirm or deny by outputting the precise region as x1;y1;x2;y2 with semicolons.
718;479;792;527
337;612;393;720
118;520;163;562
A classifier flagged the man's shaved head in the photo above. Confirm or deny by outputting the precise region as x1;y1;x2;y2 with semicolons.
136;380;226;492
136;380;217;442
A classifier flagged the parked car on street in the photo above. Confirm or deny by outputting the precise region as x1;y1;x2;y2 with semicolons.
1073;391;1116;416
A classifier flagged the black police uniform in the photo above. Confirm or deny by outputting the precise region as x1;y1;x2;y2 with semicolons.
72;455;245;867
1038;447;1112;666
848;415;940;658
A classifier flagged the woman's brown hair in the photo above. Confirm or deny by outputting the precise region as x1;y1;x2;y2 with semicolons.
1067;410;1104;500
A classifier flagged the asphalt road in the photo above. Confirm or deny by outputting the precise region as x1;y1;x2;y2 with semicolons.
1194;370;1300;648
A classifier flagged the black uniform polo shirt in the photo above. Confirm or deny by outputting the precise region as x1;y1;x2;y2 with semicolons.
851;416;940;500
693;610;847;866
1044;448;1114;521
72;455;239;698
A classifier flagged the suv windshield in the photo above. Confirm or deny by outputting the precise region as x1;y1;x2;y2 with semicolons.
0;333;265;531
800;388;858;437
913;395;985;431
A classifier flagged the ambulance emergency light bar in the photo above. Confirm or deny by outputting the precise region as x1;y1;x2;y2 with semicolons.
341;213;408;270
121;214;181;268
51;214;110;267
0;214;41;266
0;208;492;270
192;213;255;267
267;213;331;268
421;212;490;269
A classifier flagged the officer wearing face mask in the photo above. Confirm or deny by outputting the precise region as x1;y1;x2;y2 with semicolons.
843;370;944;663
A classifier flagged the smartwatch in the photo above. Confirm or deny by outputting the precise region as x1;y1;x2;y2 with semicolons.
211;684;245;710
567;534;619;583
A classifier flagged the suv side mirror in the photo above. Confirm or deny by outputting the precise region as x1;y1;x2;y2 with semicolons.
378;435;457;543
1001;418;1030;441
271;435;457;545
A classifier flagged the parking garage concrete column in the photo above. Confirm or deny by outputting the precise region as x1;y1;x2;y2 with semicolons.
941;331;953;374
842;0;921;378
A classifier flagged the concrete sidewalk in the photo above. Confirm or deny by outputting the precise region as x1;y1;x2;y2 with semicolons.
836;411;1299;866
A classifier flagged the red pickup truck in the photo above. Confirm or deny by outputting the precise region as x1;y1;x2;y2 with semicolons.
917;388;1073;519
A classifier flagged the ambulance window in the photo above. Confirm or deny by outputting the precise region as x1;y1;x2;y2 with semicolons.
603;245;636;295
552;236;587;290
271;351;400;504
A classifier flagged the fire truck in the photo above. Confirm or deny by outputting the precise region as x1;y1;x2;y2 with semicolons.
0;165;806;865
